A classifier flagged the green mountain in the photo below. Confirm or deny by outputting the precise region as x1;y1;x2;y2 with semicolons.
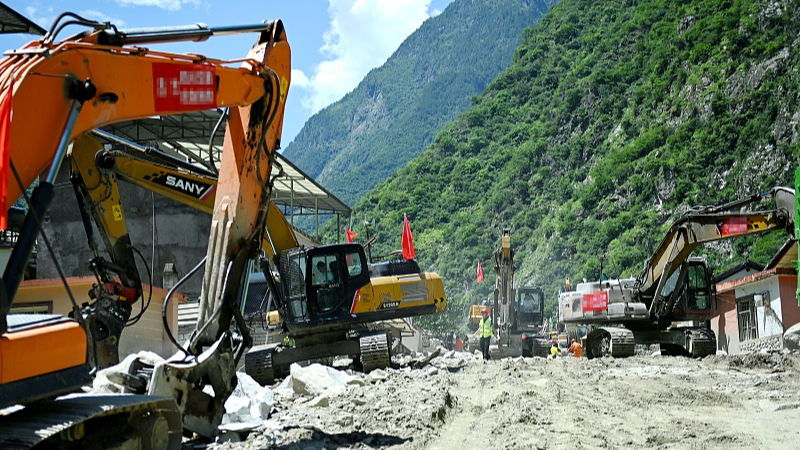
334;0;800;332
282;0;559;206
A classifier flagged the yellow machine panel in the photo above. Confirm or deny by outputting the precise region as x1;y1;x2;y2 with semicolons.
352;272;446;315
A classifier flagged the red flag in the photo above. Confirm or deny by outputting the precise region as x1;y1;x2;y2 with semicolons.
345;228;358;242
476;261;484;282
0;78;13;230
401;213;416;261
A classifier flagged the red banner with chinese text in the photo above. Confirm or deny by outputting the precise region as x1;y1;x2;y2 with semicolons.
720;216;748;236
582;291;608;312
153;63;216;112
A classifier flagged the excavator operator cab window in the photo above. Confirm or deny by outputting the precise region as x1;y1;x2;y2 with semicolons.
302;244;371;320
345;251;363;278
308;253;340;313
519;290;542;313
685;263;712;312
280;249;308;322
311;255;337;286
661;271;680;299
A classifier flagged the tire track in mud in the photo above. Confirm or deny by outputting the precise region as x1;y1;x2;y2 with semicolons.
424;360;556;450
425;363;497;450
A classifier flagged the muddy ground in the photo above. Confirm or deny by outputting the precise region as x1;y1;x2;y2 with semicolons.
198;349;800;450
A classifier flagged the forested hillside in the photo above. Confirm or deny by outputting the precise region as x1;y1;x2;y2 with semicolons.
329;0;800;332
283;0;558;206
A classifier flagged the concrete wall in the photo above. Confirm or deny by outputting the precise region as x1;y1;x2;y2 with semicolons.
712;290;738;354
37;168;211;301
14;276;181;359
739;335;783;353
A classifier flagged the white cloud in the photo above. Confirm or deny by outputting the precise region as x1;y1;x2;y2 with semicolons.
79;10;127;28
298;0;435;114
25;6;55;31
291;69;310;89
114;0;200;12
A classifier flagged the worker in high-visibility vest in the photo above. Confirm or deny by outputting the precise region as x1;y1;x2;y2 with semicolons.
476;308;493;361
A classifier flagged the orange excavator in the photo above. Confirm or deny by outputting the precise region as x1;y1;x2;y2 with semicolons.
0;11;447;448
0;12;292;448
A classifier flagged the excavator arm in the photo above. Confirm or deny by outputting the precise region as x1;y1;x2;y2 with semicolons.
636;188;794;318
494;229;515;345
66;131;300;354
0;17;291;443
1;21;286;305
69;133;300;261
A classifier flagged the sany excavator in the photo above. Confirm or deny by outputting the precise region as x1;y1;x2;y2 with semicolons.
0;12;293;449
67;131;446;387
559;188;795;358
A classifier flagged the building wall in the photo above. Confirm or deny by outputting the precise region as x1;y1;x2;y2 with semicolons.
14;277;181;359
738;277;783;338
712;290;738;354
713;272;799;354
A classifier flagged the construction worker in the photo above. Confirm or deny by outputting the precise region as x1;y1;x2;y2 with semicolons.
476;308;493;360
550;341;559;358
568;338;583;358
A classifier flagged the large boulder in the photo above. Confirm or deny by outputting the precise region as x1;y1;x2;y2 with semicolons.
289;363;351;397
784;322;800;350
222;372;274;425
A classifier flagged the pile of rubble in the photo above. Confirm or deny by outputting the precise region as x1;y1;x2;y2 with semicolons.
201;348;476;448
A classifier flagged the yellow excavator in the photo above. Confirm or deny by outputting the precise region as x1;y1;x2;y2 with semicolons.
558;188;795;358
487;229;549;358
67;131;447;387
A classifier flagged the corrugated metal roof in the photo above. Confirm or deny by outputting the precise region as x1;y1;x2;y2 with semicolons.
0;2;46;35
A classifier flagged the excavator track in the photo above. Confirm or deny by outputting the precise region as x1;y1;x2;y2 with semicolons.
360;331;391;372
686;328;717;358
585;327;635;359
0;394;181;450
245;343;279;386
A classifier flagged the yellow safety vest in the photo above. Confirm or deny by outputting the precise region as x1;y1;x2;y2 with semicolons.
479;318;493;338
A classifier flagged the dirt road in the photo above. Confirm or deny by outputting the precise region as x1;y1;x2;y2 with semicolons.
205;350;800;450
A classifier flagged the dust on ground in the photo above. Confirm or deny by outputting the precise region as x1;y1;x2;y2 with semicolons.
199;349;800;450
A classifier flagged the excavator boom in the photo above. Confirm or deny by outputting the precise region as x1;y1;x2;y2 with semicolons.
638;191;791;318
0;15;291;447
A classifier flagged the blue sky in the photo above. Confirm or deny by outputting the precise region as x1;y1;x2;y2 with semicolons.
0;0;455;145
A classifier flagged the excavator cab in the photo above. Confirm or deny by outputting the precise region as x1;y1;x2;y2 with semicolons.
279;244;371;324
676;259;714;321
516;286;544;331
658;257;714;322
